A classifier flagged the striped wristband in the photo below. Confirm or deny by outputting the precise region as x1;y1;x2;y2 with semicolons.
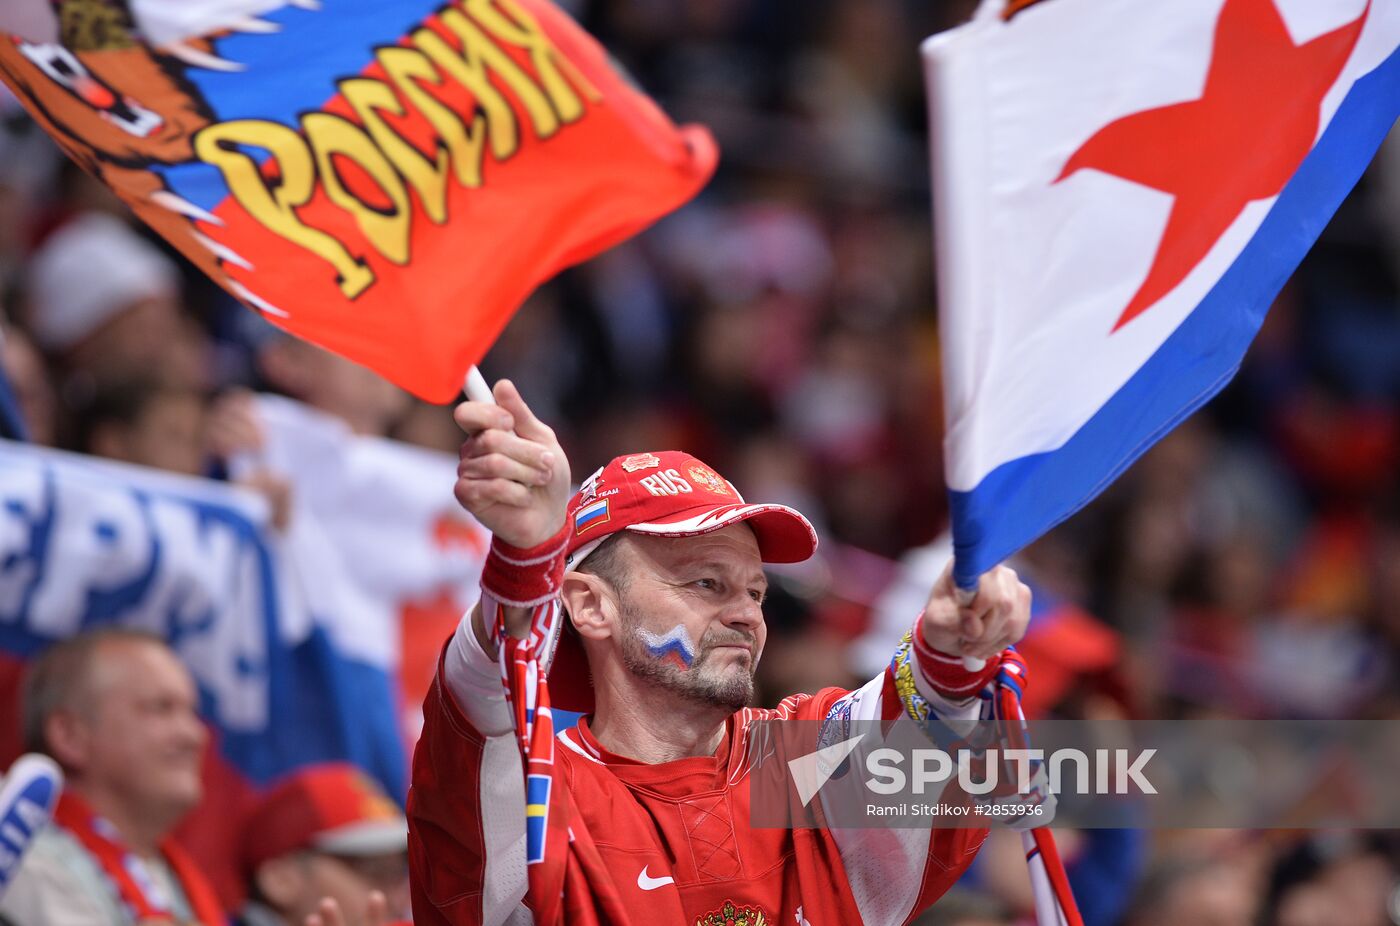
911;617;1002;699
480;524;571;609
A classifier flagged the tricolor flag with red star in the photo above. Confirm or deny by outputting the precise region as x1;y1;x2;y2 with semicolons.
925;0;1400;590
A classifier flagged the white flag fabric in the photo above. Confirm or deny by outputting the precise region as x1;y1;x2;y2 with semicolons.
239;396;485;616
233;395;488;741
926;0;1400;587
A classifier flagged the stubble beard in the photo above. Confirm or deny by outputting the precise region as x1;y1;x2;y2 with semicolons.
618;600;756;712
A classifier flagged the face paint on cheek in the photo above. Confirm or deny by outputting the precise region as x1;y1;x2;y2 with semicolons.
637;625;697;669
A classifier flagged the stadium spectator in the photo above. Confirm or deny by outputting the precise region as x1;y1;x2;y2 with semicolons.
0;323;54;444
1122;841;1269;926
74;375;208;477
1263;833;1400;926
0;628;223;925
204;322;411;462
239;764;410;926
23;209;209;393
65;371;299;531
203;330;414;524
410;379;1034;924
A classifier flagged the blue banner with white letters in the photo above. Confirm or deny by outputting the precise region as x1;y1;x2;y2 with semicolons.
0;439;406;797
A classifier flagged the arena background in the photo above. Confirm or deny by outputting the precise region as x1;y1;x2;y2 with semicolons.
1;0;1398;923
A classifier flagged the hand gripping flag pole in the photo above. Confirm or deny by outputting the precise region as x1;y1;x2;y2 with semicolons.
954;558;1080;921
463;367;632;924
463;366;563;901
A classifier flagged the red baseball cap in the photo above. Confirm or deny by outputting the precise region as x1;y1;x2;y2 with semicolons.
242;764;408;873
549;451;817;712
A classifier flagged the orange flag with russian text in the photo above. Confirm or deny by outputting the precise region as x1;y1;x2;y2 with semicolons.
0;0;717;401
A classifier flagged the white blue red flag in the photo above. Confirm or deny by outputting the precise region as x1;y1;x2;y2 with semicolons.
0;433;485;902
925;0;1400;589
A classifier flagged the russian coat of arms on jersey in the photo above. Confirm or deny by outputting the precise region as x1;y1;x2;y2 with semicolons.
694;900;769;926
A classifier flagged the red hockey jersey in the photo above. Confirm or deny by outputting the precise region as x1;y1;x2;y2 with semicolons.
408;612;994;926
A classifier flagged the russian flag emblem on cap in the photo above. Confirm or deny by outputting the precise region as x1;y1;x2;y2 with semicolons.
574;499;609;535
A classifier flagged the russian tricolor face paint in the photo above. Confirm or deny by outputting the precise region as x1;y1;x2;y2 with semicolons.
637;625;698;670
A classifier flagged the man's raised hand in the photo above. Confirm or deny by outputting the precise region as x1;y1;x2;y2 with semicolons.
453;379;571;549
920;562;1031;661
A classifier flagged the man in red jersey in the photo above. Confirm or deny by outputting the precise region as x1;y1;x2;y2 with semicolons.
408;380;1033;926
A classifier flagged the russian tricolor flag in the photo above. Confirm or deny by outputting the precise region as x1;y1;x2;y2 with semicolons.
574;498;610;535
925;0;1400;588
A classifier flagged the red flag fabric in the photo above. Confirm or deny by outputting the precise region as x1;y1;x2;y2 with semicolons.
0;0;717;400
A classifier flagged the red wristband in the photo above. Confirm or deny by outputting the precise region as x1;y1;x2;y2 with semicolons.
912;618;1001;699
480;524;570;609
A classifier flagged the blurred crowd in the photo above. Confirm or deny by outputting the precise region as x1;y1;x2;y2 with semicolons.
2;0;1399;924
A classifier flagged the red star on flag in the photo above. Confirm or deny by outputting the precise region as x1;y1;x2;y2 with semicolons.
1057;0;1369;332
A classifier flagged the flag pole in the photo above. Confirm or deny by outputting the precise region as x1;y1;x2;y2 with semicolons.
955;581;987;672
464;366;493;404
970;560;1082;926
1006;688;1082;926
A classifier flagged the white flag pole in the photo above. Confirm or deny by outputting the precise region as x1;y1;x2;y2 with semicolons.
955;579;986;671
464;366;494;404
